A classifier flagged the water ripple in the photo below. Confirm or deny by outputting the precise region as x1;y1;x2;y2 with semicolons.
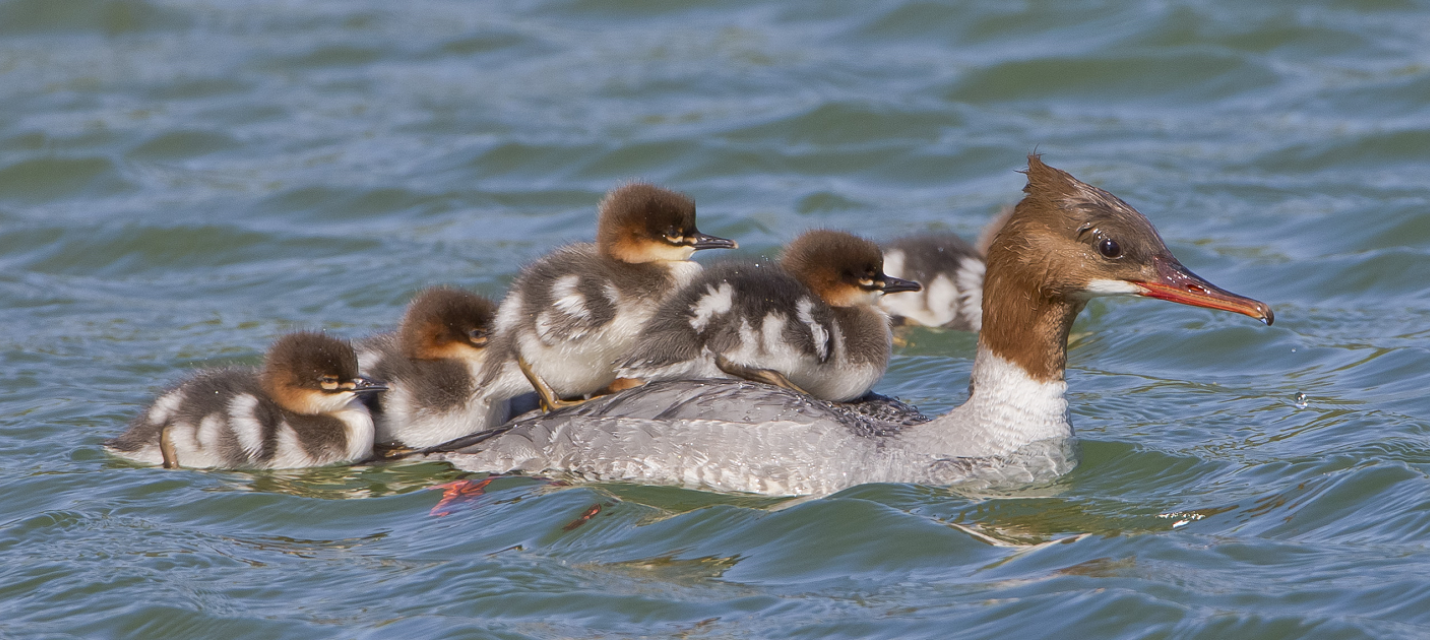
2;0;1429;637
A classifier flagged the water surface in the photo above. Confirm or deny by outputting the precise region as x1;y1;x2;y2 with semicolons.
3;0;1430;637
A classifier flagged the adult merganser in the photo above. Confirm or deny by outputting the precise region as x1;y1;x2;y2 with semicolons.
481;182;736;409
107;332;387;469
357;287;501;448
879;233;985;330
617;230;921;401
432;156;1273;496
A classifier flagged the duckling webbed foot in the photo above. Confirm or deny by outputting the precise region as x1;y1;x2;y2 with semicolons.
891;330;911;349
367;442;416;462
159;425;180;469
516;356;587;412
600;377;647;394
715;355;810;396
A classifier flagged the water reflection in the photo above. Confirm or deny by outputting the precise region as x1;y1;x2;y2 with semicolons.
225;461;469;500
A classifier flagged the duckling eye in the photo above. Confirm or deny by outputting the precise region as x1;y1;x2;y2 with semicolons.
469;329;489;346
319;375;340;391
1098;237;1123;259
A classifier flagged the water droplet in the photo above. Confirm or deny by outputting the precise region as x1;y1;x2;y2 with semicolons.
1295;392;1308;408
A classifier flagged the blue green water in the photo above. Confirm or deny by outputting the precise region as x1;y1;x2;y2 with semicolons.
3;0;1430;637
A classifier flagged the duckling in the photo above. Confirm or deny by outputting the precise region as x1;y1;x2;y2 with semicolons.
878;205;1015;332
482;182;736;409
356;287;502;449
106;332;386;469
879;232;985;331
617;230;921;402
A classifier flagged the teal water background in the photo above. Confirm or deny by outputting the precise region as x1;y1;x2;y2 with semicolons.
3;0;1430;637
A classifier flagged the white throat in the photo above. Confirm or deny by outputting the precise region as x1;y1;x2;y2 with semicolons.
910;346;1072;459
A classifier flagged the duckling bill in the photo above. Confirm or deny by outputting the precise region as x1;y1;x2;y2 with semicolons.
106;332;386;470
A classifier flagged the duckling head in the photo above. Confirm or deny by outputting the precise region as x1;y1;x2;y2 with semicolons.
596;182;737;263
262;332;387;415
399;286;498;362
782;230;922;308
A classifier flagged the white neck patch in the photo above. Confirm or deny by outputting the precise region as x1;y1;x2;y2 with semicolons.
919;347;1072;458
1080;278;1143;297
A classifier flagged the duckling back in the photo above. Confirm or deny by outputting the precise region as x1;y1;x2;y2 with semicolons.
619;261;887;401
485;244;697;398
879;233;984;330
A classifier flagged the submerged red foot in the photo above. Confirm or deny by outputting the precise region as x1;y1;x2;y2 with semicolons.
562;504;602;531
429;477;495;517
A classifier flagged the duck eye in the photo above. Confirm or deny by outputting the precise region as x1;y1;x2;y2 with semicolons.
319;375;340;391
664;231;684;245
1098;237;1123;259
469;329;489;346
